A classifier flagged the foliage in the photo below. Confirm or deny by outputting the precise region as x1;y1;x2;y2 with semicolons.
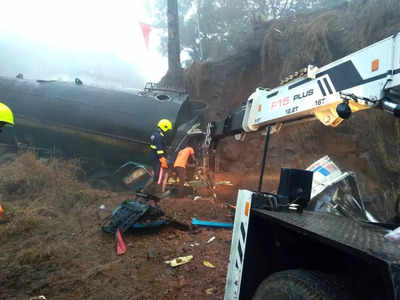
150;0;347;62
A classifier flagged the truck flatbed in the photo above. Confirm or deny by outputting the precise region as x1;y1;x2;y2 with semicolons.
253;209;400;264
252;208;400;300
224;189;400;300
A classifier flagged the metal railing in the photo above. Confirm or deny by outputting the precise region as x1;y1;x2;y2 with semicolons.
143;82;186;94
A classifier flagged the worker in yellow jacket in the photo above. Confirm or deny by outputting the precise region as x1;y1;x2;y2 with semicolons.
0;102;14;219
149;119;173;194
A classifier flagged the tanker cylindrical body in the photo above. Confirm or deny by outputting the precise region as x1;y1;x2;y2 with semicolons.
0;76;201;170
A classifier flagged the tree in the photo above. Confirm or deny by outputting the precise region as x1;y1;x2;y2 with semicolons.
151;0;347;63
151;0;193;57
160;0;184;88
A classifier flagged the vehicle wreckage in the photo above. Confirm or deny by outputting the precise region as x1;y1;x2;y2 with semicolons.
0;78;206;186
1;31;400;300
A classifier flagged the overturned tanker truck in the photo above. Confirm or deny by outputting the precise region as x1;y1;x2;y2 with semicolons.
0;77;206;185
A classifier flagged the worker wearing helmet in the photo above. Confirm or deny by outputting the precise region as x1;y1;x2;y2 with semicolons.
0;103;14;131
0;102;14;220
149;119;173;191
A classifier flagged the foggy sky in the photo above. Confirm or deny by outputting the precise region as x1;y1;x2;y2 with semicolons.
0;1;167;90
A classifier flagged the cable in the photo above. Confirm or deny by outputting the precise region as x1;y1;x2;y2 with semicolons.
340;92;379;105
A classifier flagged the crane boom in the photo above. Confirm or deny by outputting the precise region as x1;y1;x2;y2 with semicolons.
216;32;400;300
208;33;400;143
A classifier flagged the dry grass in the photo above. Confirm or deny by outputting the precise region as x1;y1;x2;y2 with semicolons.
260;0;400;83
15;239;80;266
0;202;46;242
0;152;102;297
0;151;95;242
0;152;82;196
0;152;96;211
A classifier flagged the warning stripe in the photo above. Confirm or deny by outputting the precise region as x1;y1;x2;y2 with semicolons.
318;80;326;96
225;196;250;300
240;223;246;241
323;78;333;94
317;77;336;96
289;61;395;91
238;241;243;263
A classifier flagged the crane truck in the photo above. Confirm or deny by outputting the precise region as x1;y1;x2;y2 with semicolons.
204;33;400;299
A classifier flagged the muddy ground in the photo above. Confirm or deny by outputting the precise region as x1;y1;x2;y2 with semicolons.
0;153;238;300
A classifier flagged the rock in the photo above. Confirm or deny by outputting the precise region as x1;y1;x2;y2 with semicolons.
167;234;176;240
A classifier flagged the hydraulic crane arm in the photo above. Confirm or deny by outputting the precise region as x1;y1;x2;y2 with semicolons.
217;34;400;300
208;33;400;144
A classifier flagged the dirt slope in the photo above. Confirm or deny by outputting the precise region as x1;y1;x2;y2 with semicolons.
0;154;233;300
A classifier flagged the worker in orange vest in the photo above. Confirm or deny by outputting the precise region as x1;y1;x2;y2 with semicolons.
174;146;196;198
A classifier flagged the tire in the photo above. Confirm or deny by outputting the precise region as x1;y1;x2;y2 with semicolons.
253;269;353;300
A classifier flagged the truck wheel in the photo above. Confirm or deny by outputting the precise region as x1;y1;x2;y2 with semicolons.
253;269;352;300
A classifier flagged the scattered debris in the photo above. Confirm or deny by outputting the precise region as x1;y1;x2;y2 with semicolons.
189;242;200;247
192;218;233;229
203;261;216;268
306;156;378;221
99;204;105;210
186;168;218;201
165;255;193;267
132;220;166;229
29;296;47;300
385;227;400;242
0;144;233;299
102;199;166;234
101;200;153;234
205;288;217;295
207;236;216;244
215;181;233;186
193;196;202;201
116;228;127;255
